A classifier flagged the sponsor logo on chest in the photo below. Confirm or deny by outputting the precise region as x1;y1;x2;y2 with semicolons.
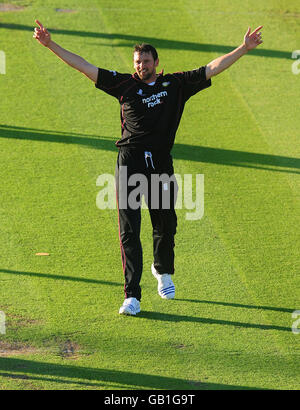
141;90;168;108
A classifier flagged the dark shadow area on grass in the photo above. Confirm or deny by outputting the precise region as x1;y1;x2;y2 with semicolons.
1;125;299;174
176;298;295;314
0;268;122;287
0;22;292;60
0;358;265;390
137;311;291;332
172;144;300;174
0;124;116;152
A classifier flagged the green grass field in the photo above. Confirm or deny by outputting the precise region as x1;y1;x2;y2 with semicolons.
0;0;299;390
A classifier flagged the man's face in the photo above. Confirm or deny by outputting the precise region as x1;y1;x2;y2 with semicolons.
133;51;159;82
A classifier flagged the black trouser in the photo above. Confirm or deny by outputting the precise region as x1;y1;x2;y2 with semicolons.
115;147;178;301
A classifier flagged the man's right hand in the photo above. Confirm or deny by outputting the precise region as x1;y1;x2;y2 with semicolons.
33;20;51;47
32;19;98;83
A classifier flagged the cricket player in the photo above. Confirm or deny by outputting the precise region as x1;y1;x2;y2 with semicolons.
33;20;263;315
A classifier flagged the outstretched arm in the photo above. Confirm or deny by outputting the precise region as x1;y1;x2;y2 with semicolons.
33;20;98;83
205;26;263;80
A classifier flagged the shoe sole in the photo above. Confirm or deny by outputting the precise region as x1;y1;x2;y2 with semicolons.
159;287;175;299
119;310;136;316
119;307;141;316
159;291;175;299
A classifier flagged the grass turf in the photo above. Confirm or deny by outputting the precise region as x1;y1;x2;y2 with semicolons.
0;0;299;390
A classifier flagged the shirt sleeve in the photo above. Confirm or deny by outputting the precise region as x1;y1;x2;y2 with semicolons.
94;68;131;99
173;66;211;101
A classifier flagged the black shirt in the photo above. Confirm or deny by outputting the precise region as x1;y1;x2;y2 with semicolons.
95;66;211;152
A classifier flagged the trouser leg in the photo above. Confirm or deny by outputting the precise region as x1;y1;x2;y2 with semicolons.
115;151;143;301
117;205;143;301
146;163;178;275
149;208;177;275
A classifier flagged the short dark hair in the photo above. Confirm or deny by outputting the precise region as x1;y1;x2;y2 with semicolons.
133;43;158;61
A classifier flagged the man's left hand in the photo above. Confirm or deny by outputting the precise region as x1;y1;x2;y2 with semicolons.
244;26;263;51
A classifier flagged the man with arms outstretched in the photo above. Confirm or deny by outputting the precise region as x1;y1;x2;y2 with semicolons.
33;20;263;315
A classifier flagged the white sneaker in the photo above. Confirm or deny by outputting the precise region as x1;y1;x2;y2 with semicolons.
151;264;175;299
119;297;141;316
